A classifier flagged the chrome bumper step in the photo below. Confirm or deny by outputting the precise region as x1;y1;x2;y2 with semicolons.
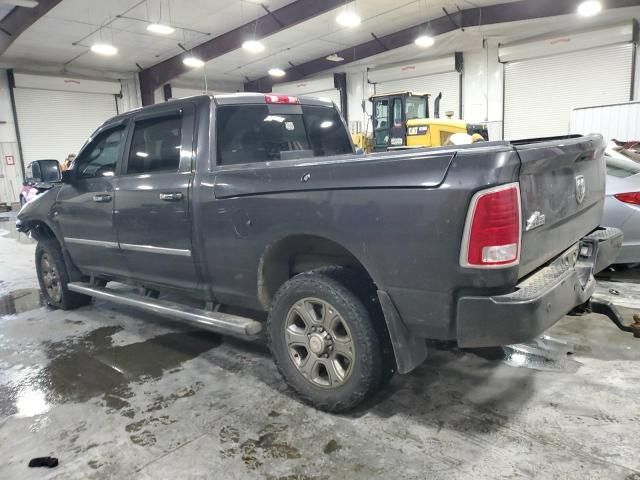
67;282;262;336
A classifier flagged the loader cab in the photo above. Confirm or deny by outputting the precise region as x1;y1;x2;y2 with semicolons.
369;91;489;152
371;92;429;151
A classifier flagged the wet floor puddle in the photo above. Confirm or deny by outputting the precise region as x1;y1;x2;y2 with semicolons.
0;288;45;315
1;325;222;417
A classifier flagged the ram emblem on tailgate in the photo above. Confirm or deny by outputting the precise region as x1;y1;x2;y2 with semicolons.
575;175;586;204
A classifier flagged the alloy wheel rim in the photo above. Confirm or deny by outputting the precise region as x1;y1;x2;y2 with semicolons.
40;253;61;302
284;297;355;389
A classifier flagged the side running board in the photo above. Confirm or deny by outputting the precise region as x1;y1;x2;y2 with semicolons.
67;282;262;336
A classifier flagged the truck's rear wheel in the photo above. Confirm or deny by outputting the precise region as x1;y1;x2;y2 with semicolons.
268;268;390;412
36;239;91;310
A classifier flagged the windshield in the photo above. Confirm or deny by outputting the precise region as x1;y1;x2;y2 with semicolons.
606;155;640;178
217;105;353;165
405;96;427;120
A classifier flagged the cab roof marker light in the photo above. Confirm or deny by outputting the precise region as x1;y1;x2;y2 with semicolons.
264;94;299;104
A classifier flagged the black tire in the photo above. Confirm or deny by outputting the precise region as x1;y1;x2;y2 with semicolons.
35;238;91;310
268;267;392;412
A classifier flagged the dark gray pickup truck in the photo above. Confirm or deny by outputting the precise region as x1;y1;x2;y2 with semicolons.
17;93;635;411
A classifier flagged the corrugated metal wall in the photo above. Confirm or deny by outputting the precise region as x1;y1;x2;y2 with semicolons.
570;102;640;141
13;88;118;164
503;43;633;140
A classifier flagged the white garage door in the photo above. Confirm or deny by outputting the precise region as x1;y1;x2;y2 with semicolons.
504;43;633;140
272;76;342;111
272;87;341;110
374;71;461;119
13;88;118;163
302;88;341;110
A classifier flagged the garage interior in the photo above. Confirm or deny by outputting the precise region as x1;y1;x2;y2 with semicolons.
1;0;640;478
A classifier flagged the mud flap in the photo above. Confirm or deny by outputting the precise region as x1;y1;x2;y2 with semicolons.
377;290;428;374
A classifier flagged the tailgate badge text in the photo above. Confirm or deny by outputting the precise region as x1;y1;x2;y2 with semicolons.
526;211;546;231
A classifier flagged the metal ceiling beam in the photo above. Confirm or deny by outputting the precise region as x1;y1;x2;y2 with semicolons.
139;0;353;105
0;0;63;55
245;0;640;92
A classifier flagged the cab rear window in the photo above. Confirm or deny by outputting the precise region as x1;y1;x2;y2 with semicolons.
216;105;352;165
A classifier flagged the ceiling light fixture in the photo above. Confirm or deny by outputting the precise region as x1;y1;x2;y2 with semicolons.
91;43;118;56
414;35;435;48
326;53;344;62
183;55;205;68
336;11;361;28
577;0;602;16
147;23;175;35
268;67;286;77
242;39;265;53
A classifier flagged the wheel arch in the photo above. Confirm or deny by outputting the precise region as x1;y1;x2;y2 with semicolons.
257;234;377;310
258;234;428;375
23;219;58;242
24;219;84;282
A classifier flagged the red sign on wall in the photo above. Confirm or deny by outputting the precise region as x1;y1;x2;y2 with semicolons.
5;155;15;165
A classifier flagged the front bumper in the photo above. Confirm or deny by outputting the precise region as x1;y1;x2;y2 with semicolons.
456;227;623;348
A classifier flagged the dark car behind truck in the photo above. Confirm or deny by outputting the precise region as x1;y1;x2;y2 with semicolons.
16;93;635;412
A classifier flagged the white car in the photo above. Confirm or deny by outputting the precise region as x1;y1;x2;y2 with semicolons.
604;147;640;265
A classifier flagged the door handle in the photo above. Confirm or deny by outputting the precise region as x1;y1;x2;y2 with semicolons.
159;192;184;201
92;194;112;203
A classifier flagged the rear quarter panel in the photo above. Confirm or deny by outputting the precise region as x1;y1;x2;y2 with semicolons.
194;144;521;340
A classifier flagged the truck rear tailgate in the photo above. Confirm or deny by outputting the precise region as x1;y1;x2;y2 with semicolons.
514;135;606;277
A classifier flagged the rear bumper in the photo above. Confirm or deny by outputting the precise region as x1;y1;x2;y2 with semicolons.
456;227;623;348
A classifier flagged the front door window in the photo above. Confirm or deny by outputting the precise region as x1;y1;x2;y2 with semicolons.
75;127;125;179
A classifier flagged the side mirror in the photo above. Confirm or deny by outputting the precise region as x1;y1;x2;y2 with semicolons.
28;159;62;183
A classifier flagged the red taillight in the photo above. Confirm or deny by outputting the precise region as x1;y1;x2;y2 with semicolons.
614;192;640;205
460;183;521;268
265;94;299;104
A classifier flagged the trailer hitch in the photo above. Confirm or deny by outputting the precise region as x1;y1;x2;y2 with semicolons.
572;298;640;338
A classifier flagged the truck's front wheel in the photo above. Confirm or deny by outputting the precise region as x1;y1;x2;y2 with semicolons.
36;239;91;310
268;268;390;412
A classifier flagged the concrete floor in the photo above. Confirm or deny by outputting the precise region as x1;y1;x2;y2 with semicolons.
1;212;640;480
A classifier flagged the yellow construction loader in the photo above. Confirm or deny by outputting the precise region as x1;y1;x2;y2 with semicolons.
365;91;488;152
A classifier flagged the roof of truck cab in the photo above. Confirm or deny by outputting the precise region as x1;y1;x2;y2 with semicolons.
212;92;337;107
103;92;336;126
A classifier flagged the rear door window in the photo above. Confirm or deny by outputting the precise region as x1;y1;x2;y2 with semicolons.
216;105;352;165
127;115;182;174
